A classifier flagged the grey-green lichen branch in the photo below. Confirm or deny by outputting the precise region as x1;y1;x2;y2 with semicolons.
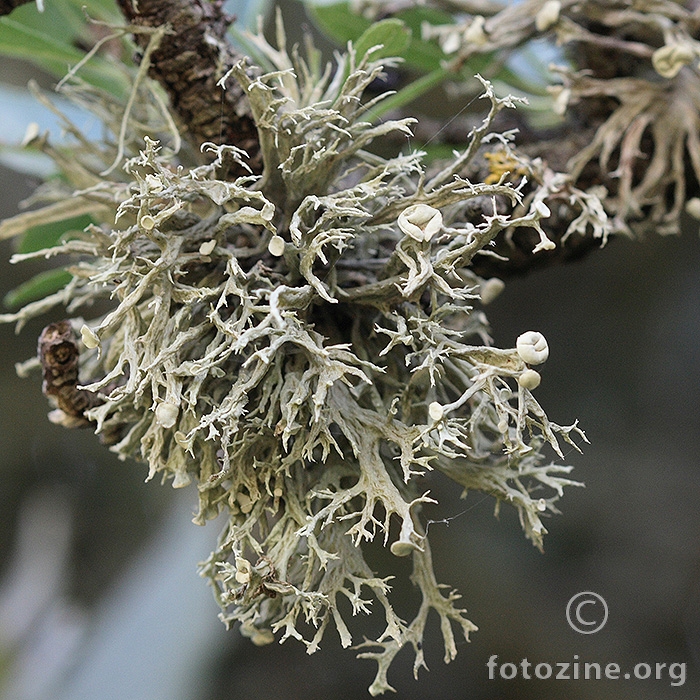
395;0;700;236
0;27;589;695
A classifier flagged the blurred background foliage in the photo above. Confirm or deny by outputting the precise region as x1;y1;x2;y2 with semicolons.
0;1;699;698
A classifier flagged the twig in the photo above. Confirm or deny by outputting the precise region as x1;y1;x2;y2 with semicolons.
115;0;262;174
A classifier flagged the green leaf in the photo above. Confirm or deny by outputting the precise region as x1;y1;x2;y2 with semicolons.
308;2;371;48
386;5;452;73
7;0;90;44
309;2;450;73
4;268;72;309
17;214;94;254
0;16;128;95
0;17;86;69
354;19;411;62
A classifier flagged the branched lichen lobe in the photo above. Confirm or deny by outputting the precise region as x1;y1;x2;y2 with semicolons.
0;15;594;695
3;0;700;691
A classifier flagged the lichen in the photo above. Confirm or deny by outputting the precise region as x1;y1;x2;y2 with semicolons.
0;26;588;695
371;0;700;238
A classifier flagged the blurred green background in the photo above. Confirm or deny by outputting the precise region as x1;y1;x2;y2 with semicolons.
1;2;700;699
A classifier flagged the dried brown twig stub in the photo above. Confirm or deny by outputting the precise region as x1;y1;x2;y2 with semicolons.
38;321;101;428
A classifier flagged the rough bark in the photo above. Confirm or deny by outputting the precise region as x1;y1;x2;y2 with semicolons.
115;0;262;174
38;321;101;427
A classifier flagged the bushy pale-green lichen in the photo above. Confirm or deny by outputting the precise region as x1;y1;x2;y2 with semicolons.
0;27;593;695
379;0;700;236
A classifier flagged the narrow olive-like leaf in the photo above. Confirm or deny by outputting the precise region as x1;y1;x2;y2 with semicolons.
0;198;110;241
309;2;448;73
354;19;411;62
7;0;91;45
4;268;72;310
0;18;128;95
5;0;124;46
397;4;454;30
308;2;372;48
0;17;86;67
384;5;451;72
18;214;94;254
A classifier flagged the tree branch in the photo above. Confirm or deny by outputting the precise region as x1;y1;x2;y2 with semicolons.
115;0;262;174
